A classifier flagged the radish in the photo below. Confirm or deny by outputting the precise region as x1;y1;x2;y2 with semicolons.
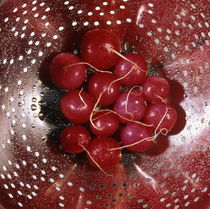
114;88;147;123
114;53;148;86
60;89;94;124
60;125;90;154
120;124;154;152
49;52;86;90
90;110;119;137
145;103;177;134
143;76;170;102
80;29;121;70
88;72;121;106
86;136;121;170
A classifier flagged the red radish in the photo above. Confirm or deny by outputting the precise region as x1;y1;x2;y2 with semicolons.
114;53;148;86
60;89;94;124
120;124;153;152
143;76;170;102
87;137;121;170
60;125;90;154
88;72;121;106
49;53;86;90
90;110;119;136
145;103;177;134
114;88;147;123
80;29;121;70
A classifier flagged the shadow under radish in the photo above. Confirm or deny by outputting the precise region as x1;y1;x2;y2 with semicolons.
169;104;186;135
37;83;69;152
144;135;170;157
37;81;98;166
38;52;58;87
167;79;185;104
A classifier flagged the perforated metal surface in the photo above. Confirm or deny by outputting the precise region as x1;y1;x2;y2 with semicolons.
0;0;210;208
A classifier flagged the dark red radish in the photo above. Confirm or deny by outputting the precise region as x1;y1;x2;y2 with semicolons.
88;72;121;106
87;137;121;170
49;52;86;90
143;76;170;102
90;110;119;137
114;88;147;123
114;53;148;86
60;90;94;124
80;29;121;70
120;124;153;152
145;103;178;134
60;125;90;154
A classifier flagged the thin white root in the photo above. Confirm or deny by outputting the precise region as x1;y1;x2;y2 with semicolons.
89;90;106;131
110;136;156;151
105;45;147;73
154;107;170;136
109;107;172;151
107;65;135;93
63;62;112;74
96;109;152;127
125;86;142;120
79;88;88;110
92;111;112;121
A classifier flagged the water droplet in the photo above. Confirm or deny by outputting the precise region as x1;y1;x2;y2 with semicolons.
18;102;22;107
31;104;37;111
42;136;47;142
122;41;132;53
38;112;44;120
31;124;36;128
40;92;44;97
33;113;39;118
32;97;37;102
38;101;46;106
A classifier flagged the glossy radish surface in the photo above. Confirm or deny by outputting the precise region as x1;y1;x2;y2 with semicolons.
60;90;94;124
87;137;121;170
88;72;121;106
80;29;121;70
121;124;153;152
60;125;90;154
143;76;170;102
49;53;86;90
145;103;178;134
90;111;119;136
114;53;148;86
114;89;147;123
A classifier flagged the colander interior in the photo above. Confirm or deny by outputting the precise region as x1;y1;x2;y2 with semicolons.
0;0;210;209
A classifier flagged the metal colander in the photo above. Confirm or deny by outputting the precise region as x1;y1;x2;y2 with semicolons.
0;0;210;208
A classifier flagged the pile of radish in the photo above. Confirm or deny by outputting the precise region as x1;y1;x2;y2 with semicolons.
49;29;177;172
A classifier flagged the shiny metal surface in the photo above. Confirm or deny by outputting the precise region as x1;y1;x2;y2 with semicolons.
0;0;210;208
